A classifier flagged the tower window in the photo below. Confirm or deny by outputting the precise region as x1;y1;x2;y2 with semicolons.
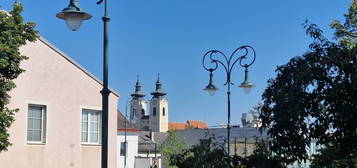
133;108;137;117
153;107;156;116
163;107;166;116
141;109;145;115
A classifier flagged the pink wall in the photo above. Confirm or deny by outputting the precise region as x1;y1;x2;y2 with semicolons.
0;38;119;168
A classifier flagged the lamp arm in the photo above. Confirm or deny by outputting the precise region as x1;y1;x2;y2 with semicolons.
228;47;248;76
238;46;256;68
96;0;104;5
202;51;218;71
203;50;230;74
228;46;246;65
203;50;233;85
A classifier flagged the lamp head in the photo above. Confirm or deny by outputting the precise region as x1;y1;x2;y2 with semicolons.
203;70;219;96
56;0;92;31
204;83;219;96
239;68;255;94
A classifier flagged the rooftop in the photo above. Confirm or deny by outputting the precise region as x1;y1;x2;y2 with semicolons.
168;120;208;131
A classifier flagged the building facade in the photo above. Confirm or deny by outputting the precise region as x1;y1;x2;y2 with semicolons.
117;131;139;168
130;77;168;132
0;37;119;168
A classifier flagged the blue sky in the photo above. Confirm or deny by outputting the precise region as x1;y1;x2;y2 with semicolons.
1;0;351;127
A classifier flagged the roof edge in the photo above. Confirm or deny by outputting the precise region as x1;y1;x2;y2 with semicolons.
38;36;120;97
118;128;140;132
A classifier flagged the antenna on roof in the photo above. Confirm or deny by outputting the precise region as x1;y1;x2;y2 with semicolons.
217;123;228;128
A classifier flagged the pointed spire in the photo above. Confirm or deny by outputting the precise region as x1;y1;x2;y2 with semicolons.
155;73;162;90
131;76;145;98
151;73;166;97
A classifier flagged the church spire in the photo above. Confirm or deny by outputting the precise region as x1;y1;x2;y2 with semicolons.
131;76;145;98
151;73;166;97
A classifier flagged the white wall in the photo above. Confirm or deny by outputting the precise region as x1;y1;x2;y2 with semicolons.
118;132;138;168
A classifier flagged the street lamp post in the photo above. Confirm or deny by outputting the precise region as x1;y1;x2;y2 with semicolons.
123;98;133;168
202;45;256;154
56;0;110;168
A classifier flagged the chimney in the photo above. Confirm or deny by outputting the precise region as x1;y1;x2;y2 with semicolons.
149;129;154;142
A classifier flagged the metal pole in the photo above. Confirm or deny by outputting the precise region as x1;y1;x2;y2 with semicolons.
101;0;110;167
234;138;237;155
227;83;231;155
155;143;157;158
244;137;247;157
124;107;127;167
124;98;131;168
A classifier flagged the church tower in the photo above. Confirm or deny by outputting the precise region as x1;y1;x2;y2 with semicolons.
149;76;169;132
129;78;150;131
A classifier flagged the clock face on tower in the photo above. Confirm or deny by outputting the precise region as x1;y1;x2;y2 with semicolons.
153;100;157;105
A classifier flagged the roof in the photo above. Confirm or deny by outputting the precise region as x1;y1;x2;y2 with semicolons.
117;111;136;130
152;132;169;144
138;132;155;153
187;120;208;129
168;122;187;130
38;37;120;97
141;115;149;120
131;79;145;98
151;77;166;97
117;128;140;132
136;128;268;153
168;120;208;131
138;131;168;144
175;127;269;147
137;131;168;154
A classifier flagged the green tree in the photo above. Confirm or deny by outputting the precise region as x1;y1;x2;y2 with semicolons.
160;131;186;168
331;0;357;48
169;136;284;168
260;0;356;166
0;2;38;152
243;139;285;168
169;137;233;168
311;144;357;168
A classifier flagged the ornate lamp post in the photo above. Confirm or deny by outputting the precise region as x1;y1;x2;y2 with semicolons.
202;45;256;154
56;0;110;167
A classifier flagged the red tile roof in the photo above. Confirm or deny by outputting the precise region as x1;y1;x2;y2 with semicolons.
187;120;208;129
168;120;208;130
168;122;187;130
117;128;140;132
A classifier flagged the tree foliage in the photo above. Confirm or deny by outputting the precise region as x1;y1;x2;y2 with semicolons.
169;137;285;168
170;138;231;168
0;2;38;152
242;139;285;168
260;0;356;166
331;0;357;48
160;131;186;168
311;144;357;168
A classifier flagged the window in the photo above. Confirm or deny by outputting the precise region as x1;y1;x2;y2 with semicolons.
153;107;156;116
120;142;127;156
163;107;166;116
141;109;145;115
81;109;101;144
132;108;137;117
27;104;46;143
